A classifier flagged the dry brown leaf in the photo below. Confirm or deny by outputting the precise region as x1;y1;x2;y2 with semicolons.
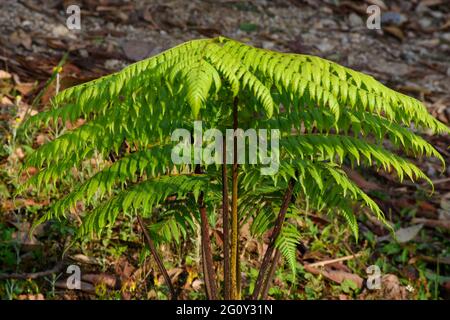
35;134;47;146
121;40;157;62
394;224;424;243
14;147;25;160
55;280;96;294
440;19;450;31
115;257;135;281
339;1;367;15
0;96;14;107
191;279;204;291
17;293;45;300
379;274;408;299
15;82;35;96
366;0;388;10
164;267;184;284
213;229;223;248
70;253;100;265
9;30;32;50
411;218;450;230
359;274;408;299
384;26;405;41
0;70;12;79
82;273;120;289
419;201;438;214
304;264;364;288
420;0;445;7
416;255;450;265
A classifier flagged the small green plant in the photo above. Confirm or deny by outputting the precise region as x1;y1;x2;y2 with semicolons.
43;273;62;299
0;224;16;271
4;279;18;300
20;37;449;300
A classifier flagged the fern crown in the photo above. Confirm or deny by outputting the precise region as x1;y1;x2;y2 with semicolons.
21;37;449;270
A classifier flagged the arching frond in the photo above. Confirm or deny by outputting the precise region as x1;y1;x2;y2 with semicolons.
77;174;209;238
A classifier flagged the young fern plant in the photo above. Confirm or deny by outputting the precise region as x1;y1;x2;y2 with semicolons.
20;37;449;300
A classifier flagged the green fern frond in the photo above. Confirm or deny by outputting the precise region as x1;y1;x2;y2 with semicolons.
149;207;197;245
281;134;432;185
20;36;448;266
31;145;178;218
275;222;301;278
222;38;449;134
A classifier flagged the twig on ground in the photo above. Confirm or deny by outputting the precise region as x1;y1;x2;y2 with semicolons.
0;261;64;280
306;252;363;268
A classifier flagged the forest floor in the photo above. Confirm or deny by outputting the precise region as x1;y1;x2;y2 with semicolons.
0;0;449;300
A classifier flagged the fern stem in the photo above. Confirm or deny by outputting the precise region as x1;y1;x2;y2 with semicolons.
222;136;231;300
251;177;296;300
260;249;281;299
136;214;177;300
195;165;218;300
230;96;240;299
198;192;218;300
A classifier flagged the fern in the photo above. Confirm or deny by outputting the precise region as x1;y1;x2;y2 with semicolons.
275;222;301;279
149;206;197;245
20;36;449;299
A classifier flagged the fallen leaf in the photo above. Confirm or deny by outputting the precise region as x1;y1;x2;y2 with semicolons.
14;147;25;160
147;289;157;299
9;30;32;50
191;279;204;291
383;26;405;41
339;1;367;15
36;134;47;146
0;96;14;107
395;224;424;243
412;218;450;230
70;253;99;265
52;25;71;38
416;255;450;265
348;13;364;28
55;280;96;294
419;201;437;214
380;274;407;299
15;82;35;96
159;267;184;284
366;0;388;10
114;257;135;281
359;274;408;299
213;229;223;248
0;70;12;79
17;294;45;300
82;273;120;289
420;0;445;7
121;40;158;62
2;198;49;212
304;264;364;288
